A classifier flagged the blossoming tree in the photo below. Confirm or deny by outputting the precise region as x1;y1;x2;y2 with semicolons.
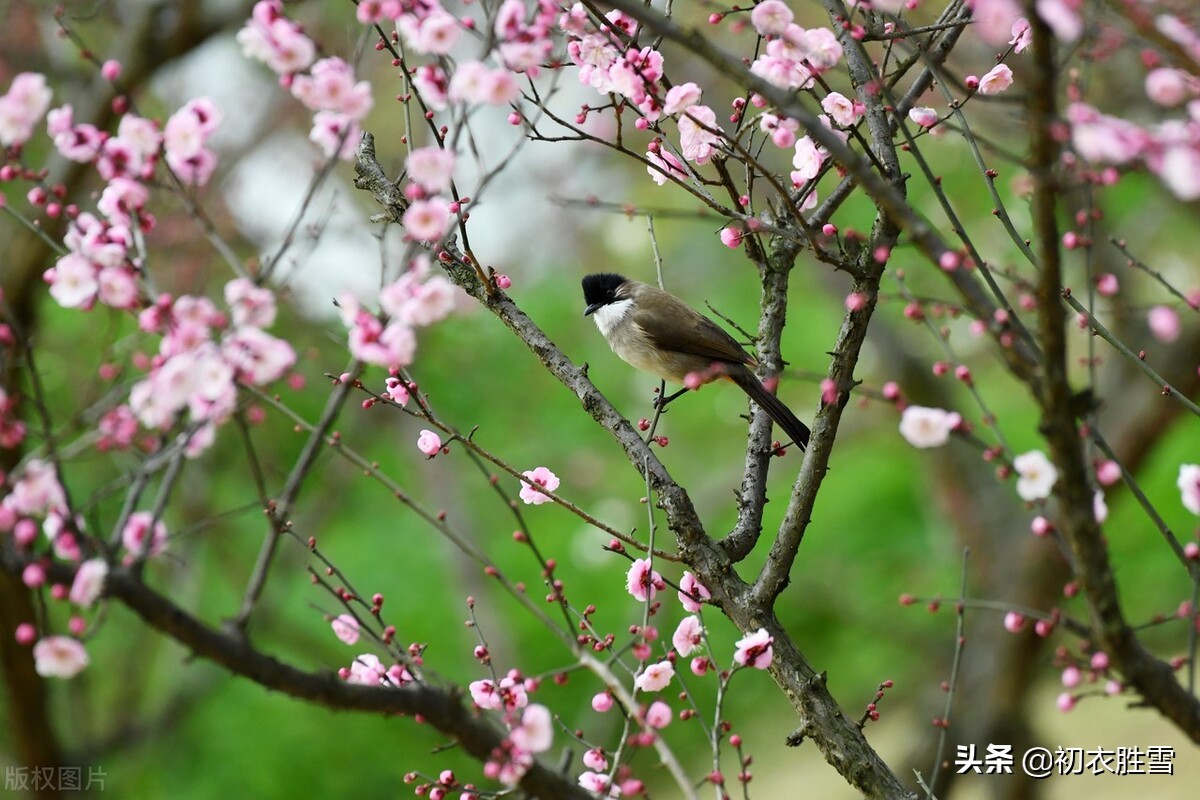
2;1;1199;799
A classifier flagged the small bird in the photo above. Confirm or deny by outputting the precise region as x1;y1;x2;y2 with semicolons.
582;272;810;449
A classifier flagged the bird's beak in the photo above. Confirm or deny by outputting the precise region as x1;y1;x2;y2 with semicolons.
584;303;601;316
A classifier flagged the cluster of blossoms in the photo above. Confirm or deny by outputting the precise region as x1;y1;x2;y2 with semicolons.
125;280;296;457
339;255;459;369
238;0;373;159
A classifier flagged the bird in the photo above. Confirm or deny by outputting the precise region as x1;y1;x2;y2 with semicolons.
581;272;810;450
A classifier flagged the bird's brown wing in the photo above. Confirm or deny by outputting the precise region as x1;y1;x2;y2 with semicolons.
632;290;756;366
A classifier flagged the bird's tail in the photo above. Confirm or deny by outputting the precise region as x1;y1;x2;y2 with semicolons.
729;367;811;450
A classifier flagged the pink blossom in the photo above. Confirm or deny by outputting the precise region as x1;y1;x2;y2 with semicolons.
577;772;618;797
821;92;862;127
583;748;608;771
1095;272;1119;296
1036;0;1081;42
646;149;687;186
634;659;674;692
0;72;53;147
237;1;316;74
308;111;361;160
719;227;743;248
750;1;793;36
591;692;614;712
9;458;66;516
398;11;462;55
331;614;360;645
69;559;108;608
164;98;221;161
510;704;553;753
97;268;138;310
1178;464;1200;514
734;628;774;669
1056;692;1075;712
380;273;458;327
977;64;1014;95
97;177;149;227
347;653;387;685
1094;490;1108;524
672;615;704;657
412;64;450;111
122;511;168;559
970;0;1022;47
1145;68;1192;107
1147;305;1181;342
292;57;373;119
908;106;939;128
1014;450;1057;501
45;253;99;309
644;700;672;729
402;198;452;242
1156;143;1200;200
1061;665;1082;688
224;278;277;328
1003;612;1026;633
519;467;560;505
1096;460;1121;486
791;135;823;182
626;558;664;602
797;27;844;71
417;429;443;456
678;105;720;164
166;145;218;186
1010;18;1032;52
663;82;702;115
33;636;89;679
406;146;457;193
678;571;711;611
449;61;520;106
221;326;297;384
898;406;959;448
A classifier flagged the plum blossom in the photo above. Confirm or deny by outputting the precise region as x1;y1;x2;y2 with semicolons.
0;72;52;147
644;700;672;729
672;615;704;657
977;64;1014;95
734;628;774;669
751;1;793;37
470;673;528;711
69;559;107;608
1036;0;1082;43
626;558;664;602
792;135;823;183
33;636;89;679
663;83;702;115
578;772;620;797
1010;18;1033;52
122;511;168;559
1148;305;1181;342
678;571;711;612
45;253;99;309
224;278;277;328
970;0;1022;47
1145;68;1192;107
331;614;360;645
417;429;443;457
1178;464;1200;515
899;406;960;448
291;57;373;119
237;0;316;75
519;467;559;505
678;105;721;164
8;458;66;516
510;704;553;753
309;111;360;160
406;146;456;193
449;61;520;105
821;92;862;127
402;198;453;242
646;148;687;186
634;659;674;692
396;11;462;55
1014;450;1058;501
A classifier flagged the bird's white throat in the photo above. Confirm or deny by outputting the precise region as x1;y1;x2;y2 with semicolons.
592;298;633;338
